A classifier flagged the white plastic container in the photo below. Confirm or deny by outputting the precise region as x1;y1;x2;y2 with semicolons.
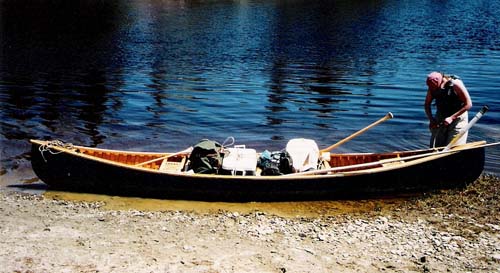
222;145;257;176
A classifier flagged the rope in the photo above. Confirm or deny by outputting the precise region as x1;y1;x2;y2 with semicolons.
38;140;76;162
221;136;235;148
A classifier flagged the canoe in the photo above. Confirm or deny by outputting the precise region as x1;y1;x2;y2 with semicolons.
30;139;487;201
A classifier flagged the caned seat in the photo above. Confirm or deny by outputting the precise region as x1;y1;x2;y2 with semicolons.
159;156;186;172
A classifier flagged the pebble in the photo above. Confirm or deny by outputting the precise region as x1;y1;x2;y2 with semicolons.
492;254;500;262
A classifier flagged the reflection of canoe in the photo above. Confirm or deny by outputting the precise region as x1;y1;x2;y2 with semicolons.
30;139;487;201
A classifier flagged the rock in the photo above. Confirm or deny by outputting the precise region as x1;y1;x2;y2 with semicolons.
486;224;500;231
492;254;500;262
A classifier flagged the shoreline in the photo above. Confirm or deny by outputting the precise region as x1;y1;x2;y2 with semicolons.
1;174;499;272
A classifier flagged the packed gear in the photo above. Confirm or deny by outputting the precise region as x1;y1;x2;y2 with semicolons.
187;139;223;174
257;150;294;176
221;145;258;176
285;138;320;172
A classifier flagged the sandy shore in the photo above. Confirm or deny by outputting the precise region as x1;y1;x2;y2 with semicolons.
1;175;499;273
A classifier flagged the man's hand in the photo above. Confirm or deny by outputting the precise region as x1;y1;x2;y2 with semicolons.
429;118;439;129
443;116;454;126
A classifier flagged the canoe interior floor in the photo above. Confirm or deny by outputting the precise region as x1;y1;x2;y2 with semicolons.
81;149;186;170
79;147;422;173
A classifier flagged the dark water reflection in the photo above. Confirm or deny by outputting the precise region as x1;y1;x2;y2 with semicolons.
1;0;499;188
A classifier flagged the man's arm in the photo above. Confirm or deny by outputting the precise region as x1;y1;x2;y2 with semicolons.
444;79;472;125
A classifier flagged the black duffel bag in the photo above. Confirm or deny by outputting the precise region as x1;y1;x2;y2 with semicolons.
257;150;293;176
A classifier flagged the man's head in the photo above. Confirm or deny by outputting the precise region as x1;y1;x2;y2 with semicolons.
426;72;443;90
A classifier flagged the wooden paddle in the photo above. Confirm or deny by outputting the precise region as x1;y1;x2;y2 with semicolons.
443;105;489;151
320;112;394;153
288;141;498;177
134;147;193;167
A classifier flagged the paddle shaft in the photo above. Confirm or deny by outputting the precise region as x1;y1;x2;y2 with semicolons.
134;147;192;167
443;105;489;151
320;112;394;153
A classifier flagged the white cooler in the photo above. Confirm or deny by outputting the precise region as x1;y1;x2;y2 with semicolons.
222;145;257;176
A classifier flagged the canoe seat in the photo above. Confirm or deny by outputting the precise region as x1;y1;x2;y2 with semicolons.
159;156;186;173
318;152;331;170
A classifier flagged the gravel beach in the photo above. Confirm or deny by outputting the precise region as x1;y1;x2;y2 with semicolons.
1;175;499;273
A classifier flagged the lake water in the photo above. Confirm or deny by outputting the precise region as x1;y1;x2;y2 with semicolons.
1;0;499;192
